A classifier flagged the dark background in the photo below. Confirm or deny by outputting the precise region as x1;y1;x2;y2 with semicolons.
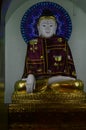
0;1;8;130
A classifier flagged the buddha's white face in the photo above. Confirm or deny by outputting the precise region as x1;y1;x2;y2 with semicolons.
37;19;57;38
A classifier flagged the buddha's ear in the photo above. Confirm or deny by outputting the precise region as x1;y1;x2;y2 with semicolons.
54;23;57;34
37;24;41;36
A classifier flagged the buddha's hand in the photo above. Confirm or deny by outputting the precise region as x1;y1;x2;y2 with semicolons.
26;74;36;93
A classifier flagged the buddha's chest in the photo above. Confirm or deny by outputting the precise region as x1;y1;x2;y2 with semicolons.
27;37;67;62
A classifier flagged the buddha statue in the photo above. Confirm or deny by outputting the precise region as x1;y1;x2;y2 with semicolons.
14;9;84;94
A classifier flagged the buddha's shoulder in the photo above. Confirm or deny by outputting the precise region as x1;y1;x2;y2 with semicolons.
29;38;38;45
55;36;67;43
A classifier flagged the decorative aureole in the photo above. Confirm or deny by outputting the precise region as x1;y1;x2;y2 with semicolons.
21;1;72;43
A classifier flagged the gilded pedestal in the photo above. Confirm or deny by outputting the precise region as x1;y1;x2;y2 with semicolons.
9;87;86;130
9;102;86;130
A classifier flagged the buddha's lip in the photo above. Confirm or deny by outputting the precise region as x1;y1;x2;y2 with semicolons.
46;31;50;33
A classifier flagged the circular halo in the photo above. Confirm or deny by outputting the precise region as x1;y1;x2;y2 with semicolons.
21;1;72;43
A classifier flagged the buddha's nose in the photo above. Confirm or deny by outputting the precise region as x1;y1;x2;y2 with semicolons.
46;26;50;30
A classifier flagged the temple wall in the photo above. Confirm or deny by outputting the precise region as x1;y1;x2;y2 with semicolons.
5;0;86;103
0;40;4;81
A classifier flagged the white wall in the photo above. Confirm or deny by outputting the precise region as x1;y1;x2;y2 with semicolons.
5;0;86;103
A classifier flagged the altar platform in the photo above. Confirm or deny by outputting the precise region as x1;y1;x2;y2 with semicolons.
9;91;86;130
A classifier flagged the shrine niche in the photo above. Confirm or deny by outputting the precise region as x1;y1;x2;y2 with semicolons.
10;1;86;104
8;1;86;130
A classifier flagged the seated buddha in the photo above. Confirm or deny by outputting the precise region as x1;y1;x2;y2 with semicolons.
14;9;84;94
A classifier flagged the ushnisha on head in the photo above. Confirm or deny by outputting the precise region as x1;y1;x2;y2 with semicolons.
37;9;57;38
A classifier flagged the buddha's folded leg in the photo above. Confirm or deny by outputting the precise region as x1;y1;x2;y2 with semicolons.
34;78;48;92
47;79;84;91
14;78;48;93
14;78;84;93
14;80;26;92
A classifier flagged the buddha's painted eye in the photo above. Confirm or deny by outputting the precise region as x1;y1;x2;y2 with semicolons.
50;25;53;27
42;24;46;27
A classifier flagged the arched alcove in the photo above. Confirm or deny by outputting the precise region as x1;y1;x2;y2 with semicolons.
5;0;86;103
